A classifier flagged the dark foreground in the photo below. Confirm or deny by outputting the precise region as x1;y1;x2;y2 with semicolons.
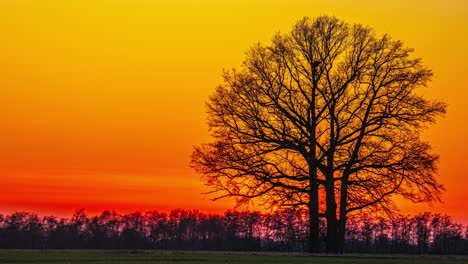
0;250;467;264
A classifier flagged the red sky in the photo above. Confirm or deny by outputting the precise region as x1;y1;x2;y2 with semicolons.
0;0;467;222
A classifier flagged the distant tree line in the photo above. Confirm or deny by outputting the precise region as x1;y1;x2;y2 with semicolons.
0;209;466;254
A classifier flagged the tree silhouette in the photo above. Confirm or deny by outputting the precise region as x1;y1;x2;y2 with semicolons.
191;16;446;253
0;209;467;253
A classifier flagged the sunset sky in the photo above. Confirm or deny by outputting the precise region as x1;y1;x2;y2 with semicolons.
1;0;467;221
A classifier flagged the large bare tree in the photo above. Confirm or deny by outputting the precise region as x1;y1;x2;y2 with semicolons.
191;16;446;253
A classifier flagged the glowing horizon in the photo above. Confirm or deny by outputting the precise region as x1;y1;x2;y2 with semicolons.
0;0;467;221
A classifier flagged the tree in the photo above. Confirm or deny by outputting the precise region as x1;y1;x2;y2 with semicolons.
191;16;446;253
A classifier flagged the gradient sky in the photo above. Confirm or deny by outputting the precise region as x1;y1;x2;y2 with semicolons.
0;0;467;220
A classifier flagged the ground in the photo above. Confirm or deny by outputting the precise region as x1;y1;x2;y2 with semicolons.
0;250;467;264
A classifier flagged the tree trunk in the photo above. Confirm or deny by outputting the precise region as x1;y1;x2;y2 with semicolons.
308;160;320;253
325;181;338;253
325;104;339;253
324;133;338;253
308;193;320;253
337;177;349;253
337;215;347;253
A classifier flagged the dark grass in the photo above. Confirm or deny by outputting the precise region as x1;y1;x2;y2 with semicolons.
0;250;467;264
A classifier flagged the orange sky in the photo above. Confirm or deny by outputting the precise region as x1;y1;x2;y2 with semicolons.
0;0;467;221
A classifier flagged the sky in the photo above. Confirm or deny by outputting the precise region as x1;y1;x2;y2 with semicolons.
0;0;467;221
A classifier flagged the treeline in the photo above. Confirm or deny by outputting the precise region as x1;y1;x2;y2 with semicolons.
0;209;466;254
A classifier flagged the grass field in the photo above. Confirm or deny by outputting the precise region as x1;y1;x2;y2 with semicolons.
0;250;467;264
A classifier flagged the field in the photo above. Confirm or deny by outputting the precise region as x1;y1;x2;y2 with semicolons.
0;250;467;264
